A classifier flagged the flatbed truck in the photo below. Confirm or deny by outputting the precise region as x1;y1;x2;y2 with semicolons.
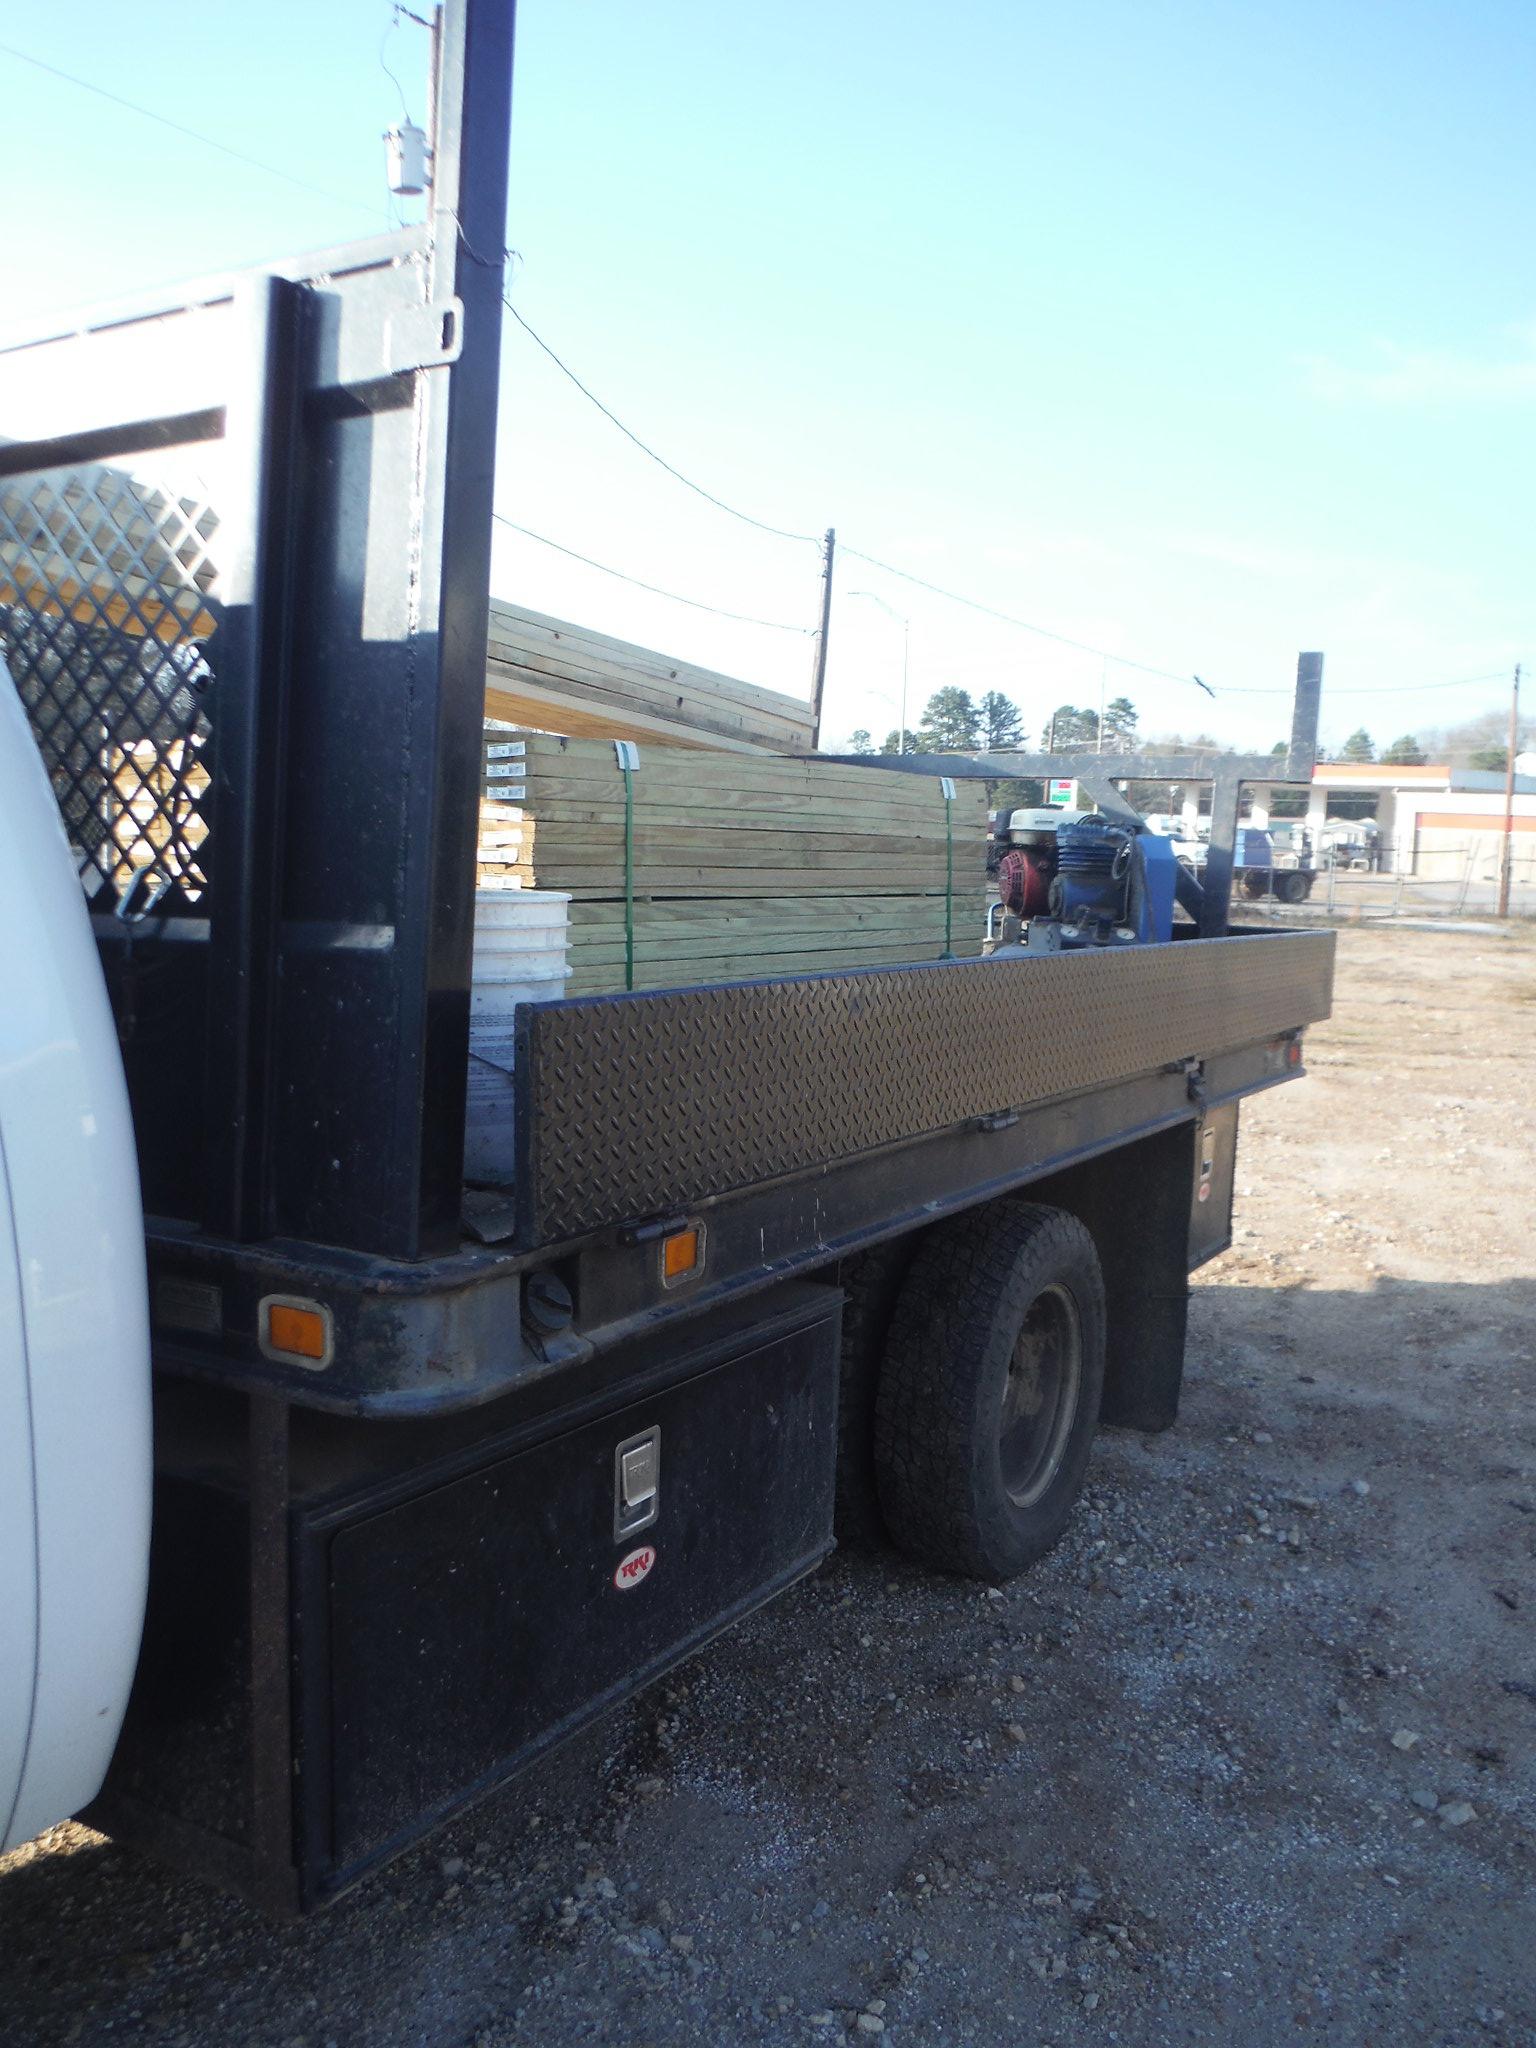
0;0;1333;1915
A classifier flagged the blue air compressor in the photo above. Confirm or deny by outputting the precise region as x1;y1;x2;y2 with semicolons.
1047;816;1177;948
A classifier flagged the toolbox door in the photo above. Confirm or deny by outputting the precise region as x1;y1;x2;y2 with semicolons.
305;1295;840;1894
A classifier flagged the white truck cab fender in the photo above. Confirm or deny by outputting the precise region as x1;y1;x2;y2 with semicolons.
0;661;151;1852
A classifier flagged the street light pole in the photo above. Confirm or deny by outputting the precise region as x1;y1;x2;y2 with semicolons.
900;617;910;753
848;590;912;752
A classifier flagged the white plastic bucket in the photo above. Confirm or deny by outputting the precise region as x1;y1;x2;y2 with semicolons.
470;968;569;1024
474;889;569;931
466;892;572;1168
471;888;570;1023
472;931;568;968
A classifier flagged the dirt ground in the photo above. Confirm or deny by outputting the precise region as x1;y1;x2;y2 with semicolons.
3;923;1534;2048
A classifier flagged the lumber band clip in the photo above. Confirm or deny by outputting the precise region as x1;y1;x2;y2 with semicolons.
613;741;640;990
939;777;957;959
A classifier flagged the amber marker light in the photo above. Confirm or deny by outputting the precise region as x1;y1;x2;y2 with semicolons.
258;1294;334;1369
661;1226;704;1285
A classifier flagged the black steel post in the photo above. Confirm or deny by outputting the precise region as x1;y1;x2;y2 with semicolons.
393;0;520;1253
247;1392;298;1914
261;0;518;1261
1199;766;1242;937
201;275;303;1240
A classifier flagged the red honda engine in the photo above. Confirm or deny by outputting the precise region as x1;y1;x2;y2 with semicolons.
997;806;1077;918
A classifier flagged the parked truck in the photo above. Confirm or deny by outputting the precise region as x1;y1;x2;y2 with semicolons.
0;0;1333;1915
1148;818;1319;904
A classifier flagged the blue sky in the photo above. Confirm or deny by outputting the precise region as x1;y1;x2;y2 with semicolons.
6;0;1533;752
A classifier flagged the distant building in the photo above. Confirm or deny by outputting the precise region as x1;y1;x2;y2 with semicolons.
1241;764;1536;882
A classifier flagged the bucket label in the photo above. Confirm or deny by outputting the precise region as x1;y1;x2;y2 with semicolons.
614;1544;657;1591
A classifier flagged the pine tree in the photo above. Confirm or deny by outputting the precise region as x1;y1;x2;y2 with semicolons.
879;728;906;755
1381;734;1427;766
1340;728;1376;763
978;691;1026;751
847;728;874;754
915;686;982;752
1101;696;1139;752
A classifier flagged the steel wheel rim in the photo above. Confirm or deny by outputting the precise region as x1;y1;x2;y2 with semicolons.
999;1284;1082;1508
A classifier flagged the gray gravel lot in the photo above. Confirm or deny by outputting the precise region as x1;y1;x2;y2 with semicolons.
2;923;1534;2047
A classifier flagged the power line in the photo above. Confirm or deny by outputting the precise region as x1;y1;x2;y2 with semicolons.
0;38;381;219
3;50;1513;719
502;299;821;547
378;7;417;127
501;300;1223;690
498;300;1531;712
492;515;814;632
839;544;1205;689
0;36;1210;688
1214;668;1512;698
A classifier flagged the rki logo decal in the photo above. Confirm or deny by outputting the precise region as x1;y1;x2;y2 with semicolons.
613;1544;657;1591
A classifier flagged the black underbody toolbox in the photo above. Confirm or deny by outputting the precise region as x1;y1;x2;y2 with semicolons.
97;1284;841;1910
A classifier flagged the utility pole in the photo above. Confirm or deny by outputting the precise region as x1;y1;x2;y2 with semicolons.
425;5;443;165
807;527;835;750
1497;661;1521;917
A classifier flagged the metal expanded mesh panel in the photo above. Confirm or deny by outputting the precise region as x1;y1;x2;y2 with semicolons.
515;929;1336;1244
0;458;220;908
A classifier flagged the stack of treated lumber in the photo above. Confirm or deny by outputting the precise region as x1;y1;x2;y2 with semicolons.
476;727;529;887
561;896;969;994
476;730;986;995
484;602;814;753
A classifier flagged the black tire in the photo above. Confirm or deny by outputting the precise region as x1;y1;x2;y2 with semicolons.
1242;873;1268;899
1276;870;1312;903
873;1202;1106;1582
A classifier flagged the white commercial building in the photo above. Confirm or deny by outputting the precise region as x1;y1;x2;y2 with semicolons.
1235;764;1536;883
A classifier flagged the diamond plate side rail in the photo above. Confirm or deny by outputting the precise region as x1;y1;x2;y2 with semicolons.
514;928;1336;1245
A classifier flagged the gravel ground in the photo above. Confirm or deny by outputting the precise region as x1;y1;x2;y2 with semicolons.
3;922;1534;2047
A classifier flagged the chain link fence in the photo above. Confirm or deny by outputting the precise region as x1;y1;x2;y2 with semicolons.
1241;834;1536;921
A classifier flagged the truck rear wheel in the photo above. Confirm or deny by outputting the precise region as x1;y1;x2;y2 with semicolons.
873;1202;1106;1582
1276;870;1312;903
